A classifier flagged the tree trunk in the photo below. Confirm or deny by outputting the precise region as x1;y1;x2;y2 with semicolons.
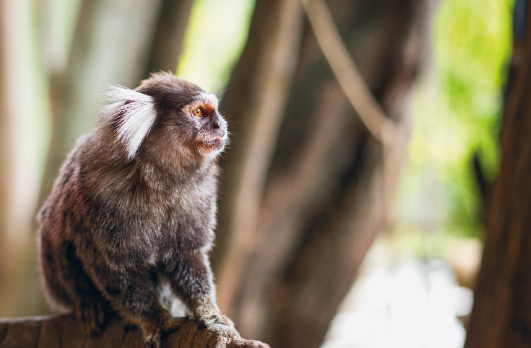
215;1;424;348
464;3;531;348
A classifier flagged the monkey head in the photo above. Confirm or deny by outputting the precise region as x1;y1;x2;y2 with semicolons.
101;72;228;164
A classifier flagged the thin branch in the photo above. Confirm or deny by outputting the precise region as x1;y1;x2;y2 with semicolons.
300;0;401;145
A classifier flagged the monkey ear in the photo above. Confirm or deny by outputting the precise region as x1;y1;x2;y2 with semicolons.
101;85;157;159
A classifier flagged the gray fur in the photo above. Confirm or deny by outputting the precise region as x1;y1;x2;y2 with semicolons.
37;72;232;348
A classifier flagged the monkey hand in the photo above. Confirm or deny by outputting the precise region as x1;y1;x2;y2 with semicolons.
198;311;235;329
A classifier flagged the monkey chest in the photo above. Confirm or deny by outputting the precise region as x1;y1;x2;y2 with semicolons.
156;194;216;251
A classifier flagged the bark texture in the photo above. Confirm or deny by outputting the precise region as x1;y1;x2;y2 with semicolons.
0;315;269;348
214;1;424;348
464;3;531;348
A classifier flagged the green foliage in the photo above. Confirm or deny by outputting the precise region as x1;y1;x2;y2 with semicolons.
397;0;513;239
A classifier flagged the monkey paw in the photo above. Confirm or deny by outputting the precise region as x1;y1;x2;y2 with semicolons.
198;312;234;329
75;301;107;338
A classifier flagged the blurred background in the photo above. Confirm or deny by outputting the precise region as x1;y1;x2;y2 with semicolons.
0;0;526;347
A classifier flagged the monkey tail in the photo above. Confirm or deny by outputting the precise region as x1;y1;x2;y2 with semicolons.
37;228;74;313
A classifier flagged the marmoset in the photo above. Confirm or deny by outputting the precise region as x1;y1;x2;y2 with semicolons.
37;72;233;348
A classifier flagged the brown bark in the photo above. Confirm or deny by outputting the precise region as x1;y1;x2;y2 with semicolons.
0;315;269;348
215;1;423;348
464;4;531;348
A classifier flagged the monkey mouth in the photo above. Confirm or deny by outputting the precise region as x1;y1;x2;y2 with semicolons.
197;136;225;154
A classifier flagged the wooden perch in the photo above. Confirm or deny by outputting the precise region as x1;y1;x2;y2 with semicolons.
0;315;269;348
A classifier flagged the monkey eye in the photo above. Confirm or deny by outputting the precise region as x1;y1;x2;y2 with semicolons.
192;108;202;117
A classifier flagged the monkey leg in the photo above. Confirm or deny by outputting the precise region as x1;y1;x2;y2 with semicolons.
57;242;112;337
39;237;111;338
81;259;186;348
168;250;234;329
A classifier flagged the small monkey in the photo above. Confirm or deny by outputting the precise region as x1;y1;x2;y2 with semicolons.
37;72;233;348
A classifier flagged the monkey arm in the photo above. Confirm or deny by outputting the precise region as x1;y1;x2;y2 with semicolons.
167;249;234;328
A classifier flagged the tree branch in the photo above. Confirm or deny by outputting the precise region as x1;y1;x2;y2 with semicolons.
0;314;269;348
301;0;402;146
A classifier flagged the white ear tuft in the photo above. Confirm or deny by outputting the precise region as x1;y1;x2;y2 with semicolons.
101;85;157;159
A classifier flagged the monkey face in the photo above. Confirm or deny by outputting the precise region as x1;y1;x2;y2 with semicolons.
184;94;228;156
152;90;228;160
103;73;228;163
143;91;228;163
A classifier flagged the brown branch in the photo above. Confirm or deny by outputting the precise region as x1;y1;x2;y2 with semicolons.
301;0;417;226
0;315;269;348
300;0;403;146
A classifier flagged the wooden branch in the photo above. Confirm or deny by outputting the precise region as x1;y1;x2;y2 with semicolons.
300;0;416;231
0;314;269;348
300;0;402;146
